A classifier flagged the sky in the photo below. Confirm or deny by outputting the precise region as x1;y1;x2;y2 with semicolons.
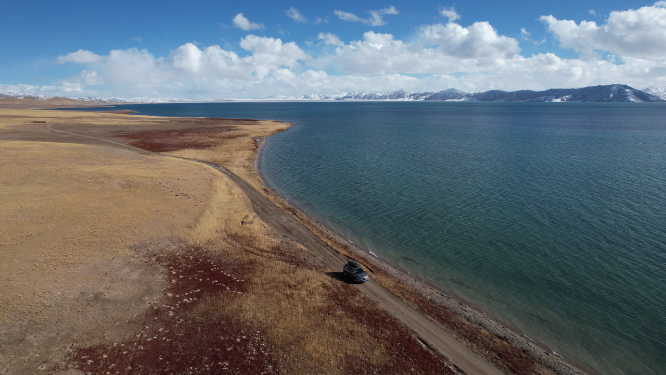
1;0;666;99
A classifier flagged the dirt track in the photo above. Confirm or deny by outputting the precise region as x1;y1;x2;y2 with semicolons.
47;123;505;375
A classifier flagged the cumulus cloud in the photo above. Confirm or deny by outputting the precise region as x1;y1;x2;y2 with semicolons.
233;13;264;31
318;32;344;46
56;49;102;64
15;49;666;99
439;7;460;23
23;3;666;99
57;70;101;92
51;36;311;97
44;51;666;99
541;2;666;59
421;22;519;58
334;6;399;26
333;21;519;75
240;35;309;73
285;7;306;23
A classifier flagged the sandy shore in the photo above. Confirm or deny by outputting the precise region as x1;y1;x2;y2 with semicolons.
0;98;592;374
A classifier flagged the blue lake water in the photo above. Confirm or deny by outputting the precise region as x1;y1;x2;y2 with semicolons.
75;102;666;375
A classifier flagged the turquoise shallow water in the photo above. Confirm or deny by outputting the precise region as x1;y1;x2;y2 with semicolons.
75;102;666;374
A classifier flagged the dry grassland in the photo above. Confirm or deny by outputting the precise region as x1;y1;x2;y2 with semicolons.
0;138;216;372
142;124;453;374
0;107;454;374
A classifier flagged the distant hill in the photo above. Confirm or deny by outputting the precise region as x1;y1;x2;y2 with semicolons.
642;87;666;100
3;84;665;104
0;92;112;108
272;84;666;103
0;91;185;105
0;91;49;100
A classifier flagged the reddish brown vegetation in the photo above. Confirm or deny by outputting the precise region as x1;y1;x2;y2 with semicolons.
58;247;277;374
101;110;138;114
407;288;535;375
115;127;239;152
327;285;457;375
207;118;260;122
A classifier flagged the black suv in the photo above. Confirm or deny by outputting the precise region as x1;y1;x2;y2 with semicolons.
343;260;369;283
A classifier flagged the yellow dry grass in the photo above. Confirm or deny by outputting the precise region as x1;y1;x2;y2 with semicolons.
199;271;384;372
0;139;214;324
174;139;387;373
193;238;386;374
0;107;388;374
187;176;268;247
0;107;170;130
166;121;288;190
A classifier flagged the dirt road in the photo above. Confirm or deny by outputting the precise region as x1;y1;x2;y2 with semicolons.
48;123;505;375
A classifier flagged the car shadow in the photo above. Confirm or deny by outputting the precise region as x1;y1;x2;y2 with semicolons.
327;271;357;284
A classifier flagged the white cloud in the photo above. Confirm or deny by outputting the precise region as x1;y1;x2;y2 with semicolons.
18;3;666;99
133;37;142;42
57;70;101;92
519;27;544;45
239;35;309;72
541;2;666;59
456;53;666;92
439;7;460;23
286;7;306;23
334;6;399;26
233;13;264;31
0;84;61;97
56;49;102;64
334;10;362;23
421;22;520;59
13;49;666;99
332;20;519;75
318;32;344;46
54;36;310;93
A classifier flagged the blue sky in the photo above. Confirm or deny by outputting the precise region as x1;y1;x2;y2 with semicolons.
1;0;665;99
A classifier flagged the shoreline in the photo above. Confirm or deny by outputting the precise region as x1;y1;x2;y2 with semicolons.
254;121;593;375
11;101;594;374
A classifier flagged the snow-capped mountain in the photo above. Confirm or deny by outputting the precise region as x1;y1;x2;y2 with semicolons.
0;91;49;100
67;96;190;104
273;85;665;103
268;89;468;101
470;85;662;102
0;92;202;104
642;87;666;100
3;84;664;103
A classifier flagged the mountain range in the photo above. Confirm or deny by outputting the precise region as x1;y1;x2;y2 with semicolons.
0;91;189;104
2;84;666;103
271;84;666;103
